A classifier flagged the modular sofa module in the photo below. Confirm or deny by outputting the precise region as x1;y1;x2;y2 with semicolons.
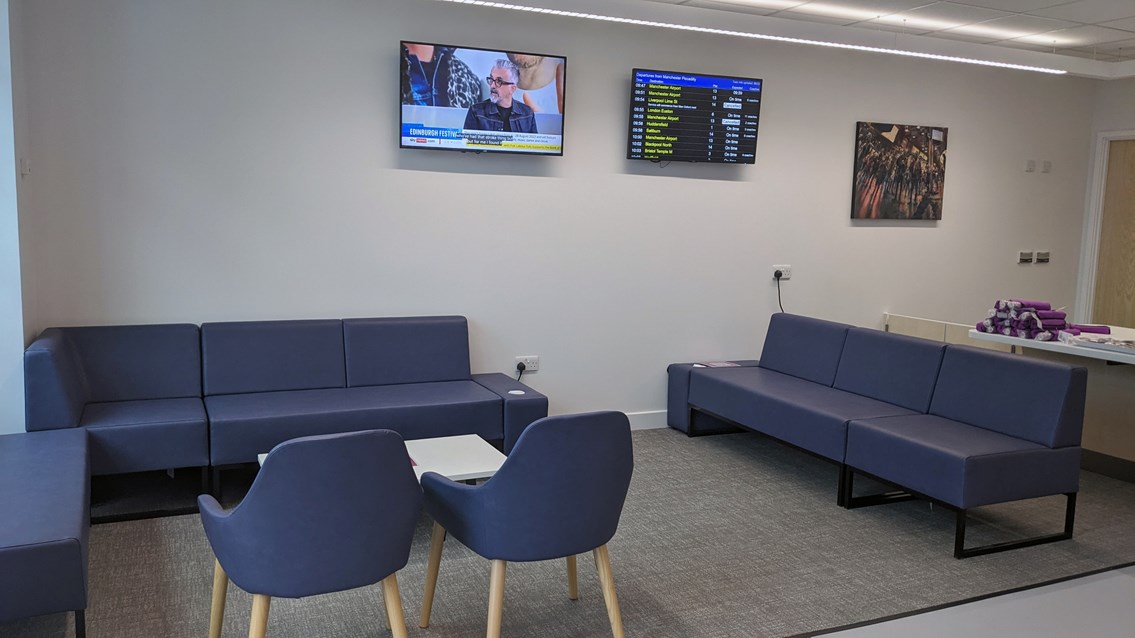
24;323;209;480
0;428;90;636
669;312;1087;557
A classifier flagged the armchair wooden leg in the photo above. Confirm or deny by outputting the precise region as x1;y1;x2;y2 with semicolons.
566;555;579;600
382;573;409;638
209;560;229;638
593;545;625;638
487;559;507;638
420;521;447;628
248;594;271;638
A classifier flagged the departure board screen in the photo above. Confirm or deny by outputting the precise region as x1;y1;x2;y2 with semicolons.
627;69;762;164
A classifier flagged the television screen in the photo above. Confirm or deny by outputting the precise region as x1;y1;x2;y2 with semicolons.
400;41;567;156
627;68;762;164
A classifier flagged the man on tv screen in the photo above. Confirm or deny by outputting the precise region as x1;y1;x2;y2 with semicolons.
463;59;538;134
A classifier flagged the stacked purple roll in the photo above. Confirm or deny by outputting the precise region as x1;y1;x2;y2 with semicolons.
975;299;1111;341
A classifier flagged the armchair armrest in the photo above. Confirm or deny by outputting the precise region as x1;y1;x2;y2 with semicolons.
472;373;548;454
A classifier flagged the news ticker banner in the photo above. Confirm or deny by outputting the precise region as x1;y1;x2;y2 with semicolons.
401;123;563;153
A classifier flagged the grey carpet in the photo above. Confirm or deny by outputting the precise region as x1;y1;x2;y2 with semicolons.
6;428;1135;638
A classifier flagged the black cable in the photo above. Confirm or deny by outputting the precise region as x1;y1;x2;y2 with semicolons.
774;271;785;313
515;361;526;382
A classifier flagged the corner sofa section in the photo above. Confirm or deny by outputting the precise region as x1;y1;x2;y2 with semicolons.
24;323;209;477
670;312;1087;557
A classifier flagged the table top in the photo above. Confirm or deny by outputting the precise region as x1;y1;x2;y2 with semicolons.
405;434;506;482
257;433;507;482
968;326;1135;366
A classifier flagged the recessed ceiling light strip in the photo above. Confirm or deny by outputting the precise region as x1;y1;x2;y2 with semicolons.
432;0;1067;75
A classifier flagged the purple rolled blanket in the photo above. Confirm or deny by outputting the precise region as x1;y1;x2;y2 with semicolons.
1037;310;1066;320
1011;299;1052;310
1071;324;1111;334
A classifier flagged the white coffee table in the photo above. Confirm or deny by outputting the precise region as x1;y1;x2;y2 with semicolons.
257;434;506;482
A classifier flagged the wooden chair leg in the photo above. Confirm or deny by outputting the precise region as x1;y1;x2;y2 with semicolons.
209;560;229;638
566;555;579;600
248;594;271;638
420;521;447;628
593;545;625;638
487;560;507;638
382;573;409;638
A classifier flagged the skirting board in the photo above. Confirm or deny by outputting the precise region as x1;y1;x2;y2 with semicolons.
1082;449;1135;484
626;410;668;431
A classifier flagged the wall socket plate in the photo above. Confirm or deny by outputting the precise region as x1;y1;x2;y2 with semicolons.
1018;251;1034;264
773;265;792;280
515;355;540;372
1035;250;1050;263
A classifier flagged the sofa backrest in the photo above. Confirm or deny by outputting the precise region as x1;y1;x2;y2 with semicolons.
758;313;851;386
202;320;346;396
23;329;90;430
930;345;1087;448
834;328;945;412
67;324;202;402
343;316;471;387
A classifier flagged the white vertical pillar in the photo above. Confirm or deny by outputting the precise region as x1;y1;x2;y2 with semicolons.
0;0;25;434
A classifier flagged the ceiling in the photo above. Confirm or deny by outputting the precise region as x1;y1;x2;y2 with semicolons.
642;0;1135;62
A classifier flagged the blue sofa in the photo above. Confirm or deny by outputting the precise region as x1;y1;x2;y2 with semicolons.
25;315;547;480
0;428;89;636
203;316;547;468
670;313;1088;557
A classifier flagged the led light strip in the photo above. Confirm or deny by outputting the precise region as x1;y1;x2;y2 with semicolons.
433;0;1067;75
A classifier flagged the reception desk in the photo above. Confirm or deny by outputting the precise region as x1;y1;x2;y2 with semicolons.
970;327;1135;479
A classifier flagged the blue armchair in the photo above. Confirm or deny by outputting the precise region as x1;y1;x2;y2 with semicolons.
419;411;634;638
197;430;422;638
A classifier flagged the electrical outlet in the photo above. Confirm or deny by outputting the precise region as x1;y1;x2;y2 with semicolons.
515;355;540;372
1018;251;1034;264
773;265;792;280
1035;250;1050;264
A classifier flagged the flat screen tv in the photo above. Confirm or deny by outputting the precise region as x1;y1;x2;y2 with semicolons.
400;41;567;156
627;68;762;164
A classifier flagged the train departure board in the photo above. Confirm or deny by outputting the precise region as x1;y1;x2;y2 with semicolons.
627;69;762;164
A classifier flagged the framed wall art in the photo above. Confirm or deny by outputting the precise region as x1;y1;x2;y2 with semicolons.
852;122;947;220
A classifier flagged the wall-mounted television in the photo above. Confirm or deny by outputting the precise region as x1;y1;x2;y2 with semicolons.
400;41;567;156
627;68;762;164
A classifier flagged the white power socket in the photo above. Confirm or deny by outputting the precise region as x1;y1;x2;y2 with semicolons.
515;355;540;372
773;265;792;280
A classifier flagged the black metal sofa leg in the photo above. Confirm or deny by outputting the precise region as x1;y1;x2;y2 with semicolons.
75;609;86;638
954;492;1077;559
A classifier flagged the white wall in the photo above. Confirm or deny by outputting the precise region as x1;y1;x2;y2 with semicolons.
1092;78;1135;133
13;0;1101;426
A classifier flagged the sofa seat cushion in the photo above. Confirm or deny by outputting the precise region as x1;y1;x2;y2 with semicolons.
846;414;1081;509
80;398;209;475
689;367;917;462
207;381;503;465
0;429;89;623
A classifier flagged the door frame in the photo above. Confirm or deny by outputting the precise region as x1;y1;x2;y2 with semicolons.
1075;129;1135;324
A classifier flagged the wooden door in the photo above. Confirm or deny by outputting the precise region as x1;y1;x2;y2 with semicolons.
1092;139;1135;326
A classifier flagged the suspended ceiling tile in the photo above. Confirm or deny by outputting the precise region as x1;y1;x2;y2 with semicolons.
1029;0;1135;25
681;0;783;14
1099;16;1135;32
1016;24;1135;46
942;15;1079;40
937;0;1077;11
876;2;1014;33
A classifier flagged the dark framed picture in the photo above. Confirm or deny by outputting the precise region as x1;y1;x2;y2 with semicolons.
852;122;947;220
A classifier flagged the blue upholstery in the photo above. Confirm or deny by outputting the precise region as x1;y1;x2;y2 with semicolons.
24;329;88;432
846;414;1081;508
689;366;916;462
201;320;346;396
23;324;208;476
758;313;851;385
81;398;209;475
930;346;1088;448
666;361;760;433
0;429;89;627
834;328;945;412
423;411;633;561
344;316;471;387
198;430;422;598
471;372;552;453
206;381;502;465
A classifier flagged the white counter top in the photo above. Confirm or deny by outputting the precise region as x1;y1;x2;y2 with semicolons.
968;326;1135;366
